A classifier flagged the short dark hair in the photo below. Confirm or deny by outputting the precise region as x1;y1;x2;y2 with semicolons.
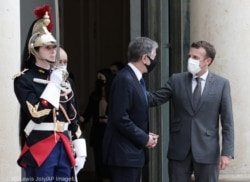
191;40;216;61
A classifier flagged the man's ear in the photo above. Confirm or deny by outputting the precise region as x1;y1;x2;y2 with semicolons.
206;57;213;66
142;54;148;64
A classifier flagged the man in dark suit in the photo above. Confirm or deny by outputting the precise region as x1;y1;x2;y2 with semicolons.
149;40;234;182
102;37;159;182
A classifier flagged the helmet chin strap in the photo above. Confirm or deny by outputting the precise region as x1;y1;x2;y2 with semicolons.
45;59;55;64
43;59;57;70
36;51;56;65
37;54;56;69
38;55;55;66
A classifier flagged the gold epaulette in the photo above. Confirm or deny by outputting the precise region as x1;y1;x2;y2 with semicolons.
12;68;29;80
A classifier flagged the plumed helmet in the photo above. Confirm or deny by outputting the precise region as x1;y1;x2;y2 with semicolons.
28;5;57;57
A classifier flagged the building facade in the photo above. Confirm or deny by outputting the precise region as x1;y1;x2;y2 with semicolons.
1;0;250;181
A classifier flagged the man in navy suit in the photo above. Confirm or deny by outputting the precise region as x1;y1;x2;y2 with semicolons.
102;37;159;182
149;40;234;182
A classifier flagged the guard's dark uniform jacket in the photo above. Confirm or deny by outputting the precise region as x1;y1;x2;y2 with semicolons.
13;64;82;168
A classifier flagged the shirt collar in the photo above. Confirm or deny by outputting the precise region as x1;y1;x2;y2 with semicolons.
128;62;142;81
193;70;209;81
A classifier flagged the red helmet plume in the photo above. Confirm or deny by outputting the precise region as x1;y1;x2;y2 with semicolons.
34;4;53;32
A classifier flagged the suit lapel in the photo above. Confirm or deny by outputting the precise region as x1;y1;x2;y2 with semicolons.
127;66;148;106
195;72;214;111
185;73;194;110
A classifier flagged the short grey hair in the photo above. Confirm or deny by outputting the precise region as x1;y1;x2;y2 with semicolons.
128;37;158;62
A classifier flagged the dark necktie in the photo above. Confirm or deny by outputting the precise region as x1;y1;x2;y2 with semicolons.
192;77;201;109
140;78;148;102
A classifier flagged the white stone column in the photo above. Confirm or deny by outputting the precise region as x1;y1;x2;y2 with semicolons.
0;1;21;181
190;0;250;181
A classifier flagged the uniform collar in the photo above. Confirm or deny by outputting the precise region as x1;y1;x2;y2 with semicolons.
32;64;51;75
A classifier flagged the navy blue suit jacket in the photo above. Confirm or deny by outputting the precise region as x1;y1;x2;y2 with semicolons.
102;65;149;167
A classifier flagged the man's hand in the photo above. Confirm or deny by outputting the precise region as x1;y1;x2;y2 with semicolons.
146;132;159;149
219;155;232;170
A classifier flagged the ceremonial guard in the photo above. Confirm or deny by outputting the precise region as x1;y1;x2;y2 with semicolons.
13;5;86;181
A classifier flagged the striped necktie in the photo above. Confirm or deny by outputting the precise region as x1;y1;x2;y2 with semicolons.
192;77;201;109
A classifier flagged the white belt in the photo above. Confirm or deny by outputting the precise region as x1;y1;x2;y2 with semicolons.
33;122;68;131
24;120;69;136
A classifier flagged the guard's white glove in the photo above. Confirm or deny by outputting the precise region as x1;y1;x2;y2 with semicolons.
40;68;65;109
75;156;86;174
51;68;66;85
52;67;72;94
73;138;87;174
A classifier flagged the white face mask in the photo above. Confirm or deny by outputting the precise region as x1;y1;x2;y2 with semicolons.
61;65;67;70
187;58;201;75
56;64;67;70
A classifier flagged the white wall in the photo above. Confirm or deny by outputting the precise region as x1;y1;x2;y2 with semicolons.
0;1;57;181
190;0;250;181
0;1;21;181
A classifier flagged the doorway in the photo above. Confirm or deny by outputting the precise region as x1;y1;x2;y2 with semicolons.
60;0;130;181
60;0;130;110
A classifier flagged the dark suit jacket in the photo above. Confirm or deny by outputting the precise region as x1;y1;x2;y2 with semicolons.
102;65;149;167
149;71;234;164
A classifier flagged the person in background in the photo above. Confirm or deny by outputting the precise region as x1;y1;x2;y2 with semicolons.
149;40;234;182
109;61;125;75
58;48;68;67
58;48;75;81
81;68;114;182
59;47;82;128
13;5;87;181
102;37;159;182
